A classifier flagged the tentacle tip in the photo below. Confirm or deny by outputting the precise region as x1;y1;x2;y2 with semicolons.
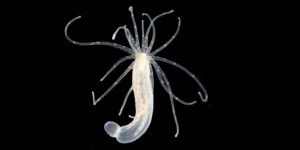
170;10;174;13
72;16;82;20
175;132;179;138
191;101;197;105
203;96;208;102
129;6;133;11
198;91;208;102
92;91;96;105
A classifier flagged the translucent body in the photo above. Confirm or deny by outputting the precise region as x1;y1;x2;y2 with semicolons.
104;54;153;143
64;6;208;143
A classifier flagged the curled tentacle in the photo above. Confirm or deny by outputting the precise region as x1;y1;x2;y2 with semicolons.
64;16;133;54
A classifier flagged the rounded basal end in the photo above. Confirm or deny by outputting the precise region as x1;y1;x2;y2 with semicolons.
104;121;121;138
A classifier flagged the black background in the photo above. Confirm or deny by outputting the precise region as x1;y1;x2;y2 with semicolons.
3;0;276;148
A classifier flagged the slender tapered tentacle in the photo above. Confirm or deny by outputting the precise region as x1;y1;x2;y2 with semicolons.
118;86;133;116
128;6;141;51
112;25;127;40
150;17;181;56
153;56;208;102
92;62;134;106
151;60;179;137
141;13;154;52
143;10;174;53
64;16;133;54
149;63;154;90
123;27;138;51
151;60;196;105
112;25;139;52
141;20;145;51
100;55;134;82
